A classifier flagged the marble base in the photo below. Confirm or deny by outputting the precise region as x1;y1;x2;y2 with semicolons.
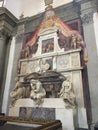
77;108;88;129
9;107;19;117
8;98;88;130
14;98;65;108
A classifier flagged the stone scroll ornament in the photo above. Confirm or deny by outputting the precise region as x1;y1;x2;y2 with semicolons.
59;76;76;108
30;79;46;106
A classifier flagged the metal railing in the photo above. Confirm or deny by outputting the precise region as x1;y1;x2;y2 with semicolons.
0;115;62;130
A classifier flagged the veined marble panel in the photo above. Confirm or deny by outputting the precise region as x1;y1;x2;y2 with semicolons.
72;71;84;107
77;108;88;129
9;107;19;117
20;62;28;75
56;109;75;130
27;59;40;73
19;49;82;76
71;52;80;68
19;107;55;119
57;54;71;71
20;59;40;75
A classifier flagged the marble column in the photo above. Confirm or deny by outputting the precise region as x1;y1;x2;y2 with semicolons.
2;37;15;114
0;7;18;112
0;29;8;111
79;0;98;129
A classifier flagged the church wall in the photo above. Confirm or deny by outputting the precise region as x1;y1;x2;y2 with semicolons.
5;2;89;130
3;0;73;18
24;2;80;34
1;0;98;130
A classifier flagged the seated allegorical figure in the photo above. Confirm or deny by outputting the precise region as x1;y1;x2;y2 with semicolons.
58;76;76;108
10;77;26;107
30;79;46;106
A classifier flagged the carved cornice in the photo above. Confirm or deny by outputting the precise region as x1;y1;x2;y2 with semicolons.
74;0;98;5
0;7;18;25
0;7;18;35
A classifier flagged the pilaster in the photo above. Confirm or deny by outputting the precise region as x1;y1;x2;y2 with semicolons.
78;0;98;129
0;7;18;112
80;0;98;24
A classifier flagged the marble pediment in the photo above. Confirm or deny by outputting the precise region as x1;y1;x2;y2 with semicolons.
38;26;58;36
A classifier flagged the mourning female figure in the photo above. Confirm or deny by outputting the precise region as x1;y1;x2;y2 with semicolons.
59;76;76;108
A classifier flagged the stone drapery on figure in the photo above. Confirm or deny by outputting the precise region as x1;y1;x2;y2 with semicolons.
59;76;76;108
30;79;46;106
10;77;26;107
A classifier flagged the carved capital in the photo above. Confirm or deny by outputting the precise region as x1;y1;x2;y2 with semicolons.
44;0;53;6
81;10;94;24
16;34;24;43
0;29;7;39
80;0;98;24
0;29;11;39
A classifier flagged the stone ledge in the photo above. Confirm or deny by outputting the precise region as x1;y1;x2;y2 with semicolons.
14;98;66;108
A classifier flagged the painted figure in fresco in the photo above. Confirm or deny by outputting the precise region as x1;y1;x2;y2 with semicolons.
20;45;30;59
71;33;77;49
71;33;83;49
40;59;50;72
59;76;76;108
30;79;46;106
42;38;54;53
10;77;26;107
25;45;30;58
46;42;54;52
76;34;84;48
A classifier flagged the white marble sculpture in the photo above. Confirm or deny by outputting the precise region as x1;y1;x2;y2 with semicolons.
30;79;46;106
40;59;50;72
10;77;26;107
59;76;76;108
